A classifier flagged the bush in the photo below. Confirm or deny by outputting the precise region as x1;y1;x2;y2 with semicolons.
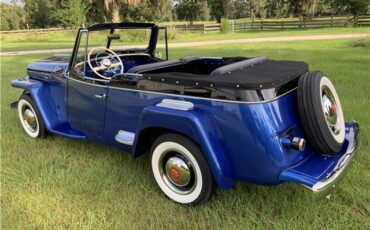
221;18;230;33
159;26;177;41
350;38;370;47
122;29;151;43
0;3;25;30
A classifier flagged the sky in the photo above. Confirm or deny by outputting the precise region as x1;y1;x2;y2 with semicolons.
0;0;23;6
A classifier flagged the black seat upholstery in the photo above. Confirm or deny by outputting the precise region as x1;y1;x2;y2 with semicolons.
127;60;182;73
180;56;200;63
127;56;200;74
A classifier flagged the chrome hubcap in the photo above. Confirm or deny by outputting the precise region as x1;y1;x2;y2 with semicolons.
165;156;191;187
322;86;340;135
160;152;195;194
22;107;37;132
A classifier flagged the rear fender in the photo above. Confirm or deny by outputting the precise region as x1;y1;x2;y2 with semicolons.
132;105;235;189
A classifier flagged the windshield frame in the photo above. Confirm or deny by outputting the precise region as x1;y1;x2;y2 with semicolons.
88;22;158;56
68;23;169;73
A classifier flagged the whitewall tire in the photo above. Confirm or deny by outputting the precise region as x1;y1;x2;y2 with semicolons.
297;72;345;155
150;133;214;206
17;94;45;138
319;76;345;143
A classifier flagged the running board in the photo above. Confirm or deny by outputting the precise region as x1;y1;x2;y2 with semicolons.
48;123;86;140
115;130;135;145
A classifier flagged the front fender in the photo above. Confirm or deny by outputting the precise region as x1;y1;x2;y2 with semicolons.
11;77;53;129
11;77;77;138
133;105;235;189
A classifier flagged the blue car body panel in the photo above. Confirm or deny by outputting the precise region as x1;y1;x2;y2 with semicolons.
11;74;86;140
11;54;359;192
279;123;358;187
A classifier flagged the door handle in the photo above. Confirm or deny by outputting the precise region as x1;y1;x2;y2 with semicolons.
94;93;106;99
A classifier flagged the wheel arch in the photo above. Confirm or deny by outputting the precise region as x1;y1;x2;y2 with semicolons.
133;127;200;159
132;105;235;189
22;89;32;97
11;78;63;132
12;78;51;127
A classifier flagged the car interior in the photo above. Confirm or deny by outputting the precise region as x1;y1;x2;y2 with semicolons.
85;49;252;80
82;24;254;80
82;24;307;94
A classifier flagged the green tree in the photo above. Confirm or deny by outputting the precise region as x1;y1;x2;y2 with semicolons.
291;0;318;20
85;0;107;25
249;0;268;19
148;0;173;21
0;2;26;30
23;0;59;28
122;0;173;22
326;0;370;23
208;0;229;23
52;0;87;27
175;0;208;24
229;0;249;19
265;0;294;18
86;0;123;23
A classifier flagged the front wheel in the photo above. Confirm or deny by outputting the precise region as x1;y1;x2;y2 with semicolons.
150;133;214;206
17;94;46;138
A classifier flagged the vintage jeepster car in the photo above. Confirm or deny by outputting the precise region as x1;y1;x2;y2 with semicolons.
11;22;359;205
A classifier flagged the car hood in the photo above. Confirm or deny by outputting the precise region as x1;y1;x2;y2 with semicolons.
27;56;71;74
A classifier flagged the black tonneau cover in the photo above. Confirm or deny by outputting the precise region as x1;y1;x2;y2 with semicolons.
142;58;308;90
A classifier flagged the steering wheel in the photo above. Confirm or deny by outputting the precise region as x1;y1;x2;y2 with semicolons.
87;47;124;80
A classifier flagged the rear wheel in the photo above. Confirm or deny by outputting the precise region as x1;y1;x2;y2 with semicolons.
150;133;214;206
17;94;46;138
297;71;345;155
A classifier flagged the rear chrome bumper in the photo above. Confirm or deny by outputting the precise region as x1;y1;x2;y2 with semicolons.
279;122;359;197
309;122;359;195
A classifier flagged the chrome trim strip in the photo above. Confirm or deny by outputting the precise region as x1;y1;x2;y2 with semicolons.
309;152;354;192
305;122;359;195
118;73;143;77
156;99;194;111
117;53;150;57
92;53;150;62
67;75;297;105
83;76;110;83
115;130;135;145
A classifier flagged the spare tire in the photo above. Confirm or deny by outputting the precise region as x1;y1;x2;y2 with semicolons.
297;71;345;155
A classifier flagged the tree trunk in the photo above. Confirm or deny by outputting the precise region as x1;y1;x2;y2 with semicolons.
104;0;121;23
346;14;350;27
189;17;194;26
353;14;359;27
216;16;221;24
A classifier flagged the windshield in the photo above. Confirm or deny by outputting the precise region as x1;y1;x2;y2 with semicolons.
87;28;152;51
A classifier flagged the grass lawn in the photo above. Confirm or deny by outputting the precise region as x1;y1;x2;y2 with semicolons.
1;38;369;229
1;27;369;52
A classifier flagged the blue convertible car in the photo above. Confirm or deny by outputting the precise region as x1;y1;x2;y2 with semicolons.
11;22;359;205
